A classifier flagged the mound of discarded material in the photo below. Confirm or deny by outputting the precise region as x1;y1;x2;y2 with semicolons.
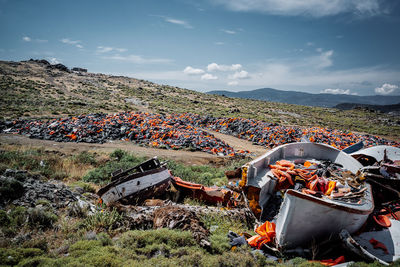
0;169;94;212
1;112;399;157
153;206;210;246
0;112;249;157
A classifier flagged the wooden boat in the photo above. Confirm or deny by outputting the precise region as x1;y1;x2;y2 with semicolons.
98;157;172;205
241;142;374;249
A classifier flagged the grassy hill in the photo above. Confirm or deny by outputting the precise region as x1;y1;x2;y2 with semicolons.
1;59;399;138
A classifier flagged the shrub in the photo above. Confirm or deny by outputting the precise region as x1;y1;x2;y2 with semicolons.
117;228;198;257
22;238;48;252
0;176;25;203
73;151;97;165
9;206;28;226
27;207;58;229
0;209;10;226
0;248;43;266
80;209;123;232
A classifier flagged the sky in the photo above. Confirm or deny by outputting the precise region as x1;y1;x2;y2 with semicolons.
1;0;400;96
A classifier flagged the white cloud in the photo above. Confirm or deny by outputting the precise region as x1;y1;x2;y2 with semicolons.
61;38;83;48
229;70;249;79
310;50;333;69
213;0;383;17
201;73;218;80
214;42;225;45
306;42;314;46
61;38;80;45
165;17;193;29
207;63;242;72
375;83;399;95
221;29;236;34
46;57;61;64
228;81;239;86
97;46;127;53
321;88;357;95
23;36;48;43
183;66;205;75
104;54;173;64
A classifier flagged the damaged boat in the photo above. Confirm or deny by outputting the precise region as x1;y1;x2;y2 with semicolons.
97;157;172;205
352;145;400;192
171;177;240;207
240;142;374;249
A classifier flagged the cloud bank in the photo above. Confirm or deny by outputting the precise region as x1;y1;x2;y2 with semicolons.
375;83;399;95
213;0;384;17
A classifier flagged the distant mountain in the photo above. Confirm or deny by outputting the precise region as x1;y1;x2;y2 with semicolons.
207;88;400;108
334;102;400;114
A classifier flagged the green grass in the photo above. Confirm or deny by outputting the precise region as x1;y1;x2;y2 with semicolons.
82;148;244;186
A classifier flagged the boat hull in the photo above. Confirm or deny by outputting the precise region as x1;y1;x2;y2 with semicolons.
240;142;374;248
98;167;172;204
275;185;374;249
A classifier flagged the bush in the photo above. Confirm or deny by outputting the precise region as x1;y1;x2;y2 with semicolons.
73;151;97;165
9;206;28;226
27;207;58;229
22;238;48;252
80;209;123;232
0;209;10;226
0;176;25;203
110;149;126;161
117;228;198;257
0;248;44;266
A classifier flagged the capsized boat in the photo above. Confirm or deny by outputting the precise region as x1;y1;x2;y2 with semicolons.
98;157;172;205
240;142;374;249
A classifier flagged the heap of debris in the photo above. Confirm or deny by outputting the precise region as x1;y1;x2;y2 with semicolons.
2;112;398;157
0;169;92;212
0;113;249;157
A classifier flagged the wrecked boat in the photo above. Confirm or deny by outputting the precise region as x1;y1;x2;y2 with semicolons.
240;142;374;249
98;157;172;205
171;177;239;207
340;217;400;265
352;145;400;192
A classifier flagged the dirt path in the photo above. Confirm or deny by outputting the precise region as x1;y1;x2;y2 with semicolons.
205;129;268;157
0;133;267;166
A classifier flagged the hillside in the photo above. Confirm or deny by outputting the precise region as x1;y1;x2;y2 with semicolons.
0;59;399;138
334;102;400;114
208;87;400;108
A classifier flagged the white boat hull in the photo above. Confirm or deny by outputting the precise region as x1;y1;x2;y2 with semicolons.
275;185;374;248
99;168;171;204
241;142;374;248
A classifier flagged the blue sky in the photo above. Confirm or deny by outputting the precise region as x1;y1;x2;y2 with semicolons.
1;0;399;96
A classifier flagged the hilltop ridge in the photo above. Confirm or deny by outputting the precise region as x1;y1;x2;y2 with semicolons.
208;88;400;108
